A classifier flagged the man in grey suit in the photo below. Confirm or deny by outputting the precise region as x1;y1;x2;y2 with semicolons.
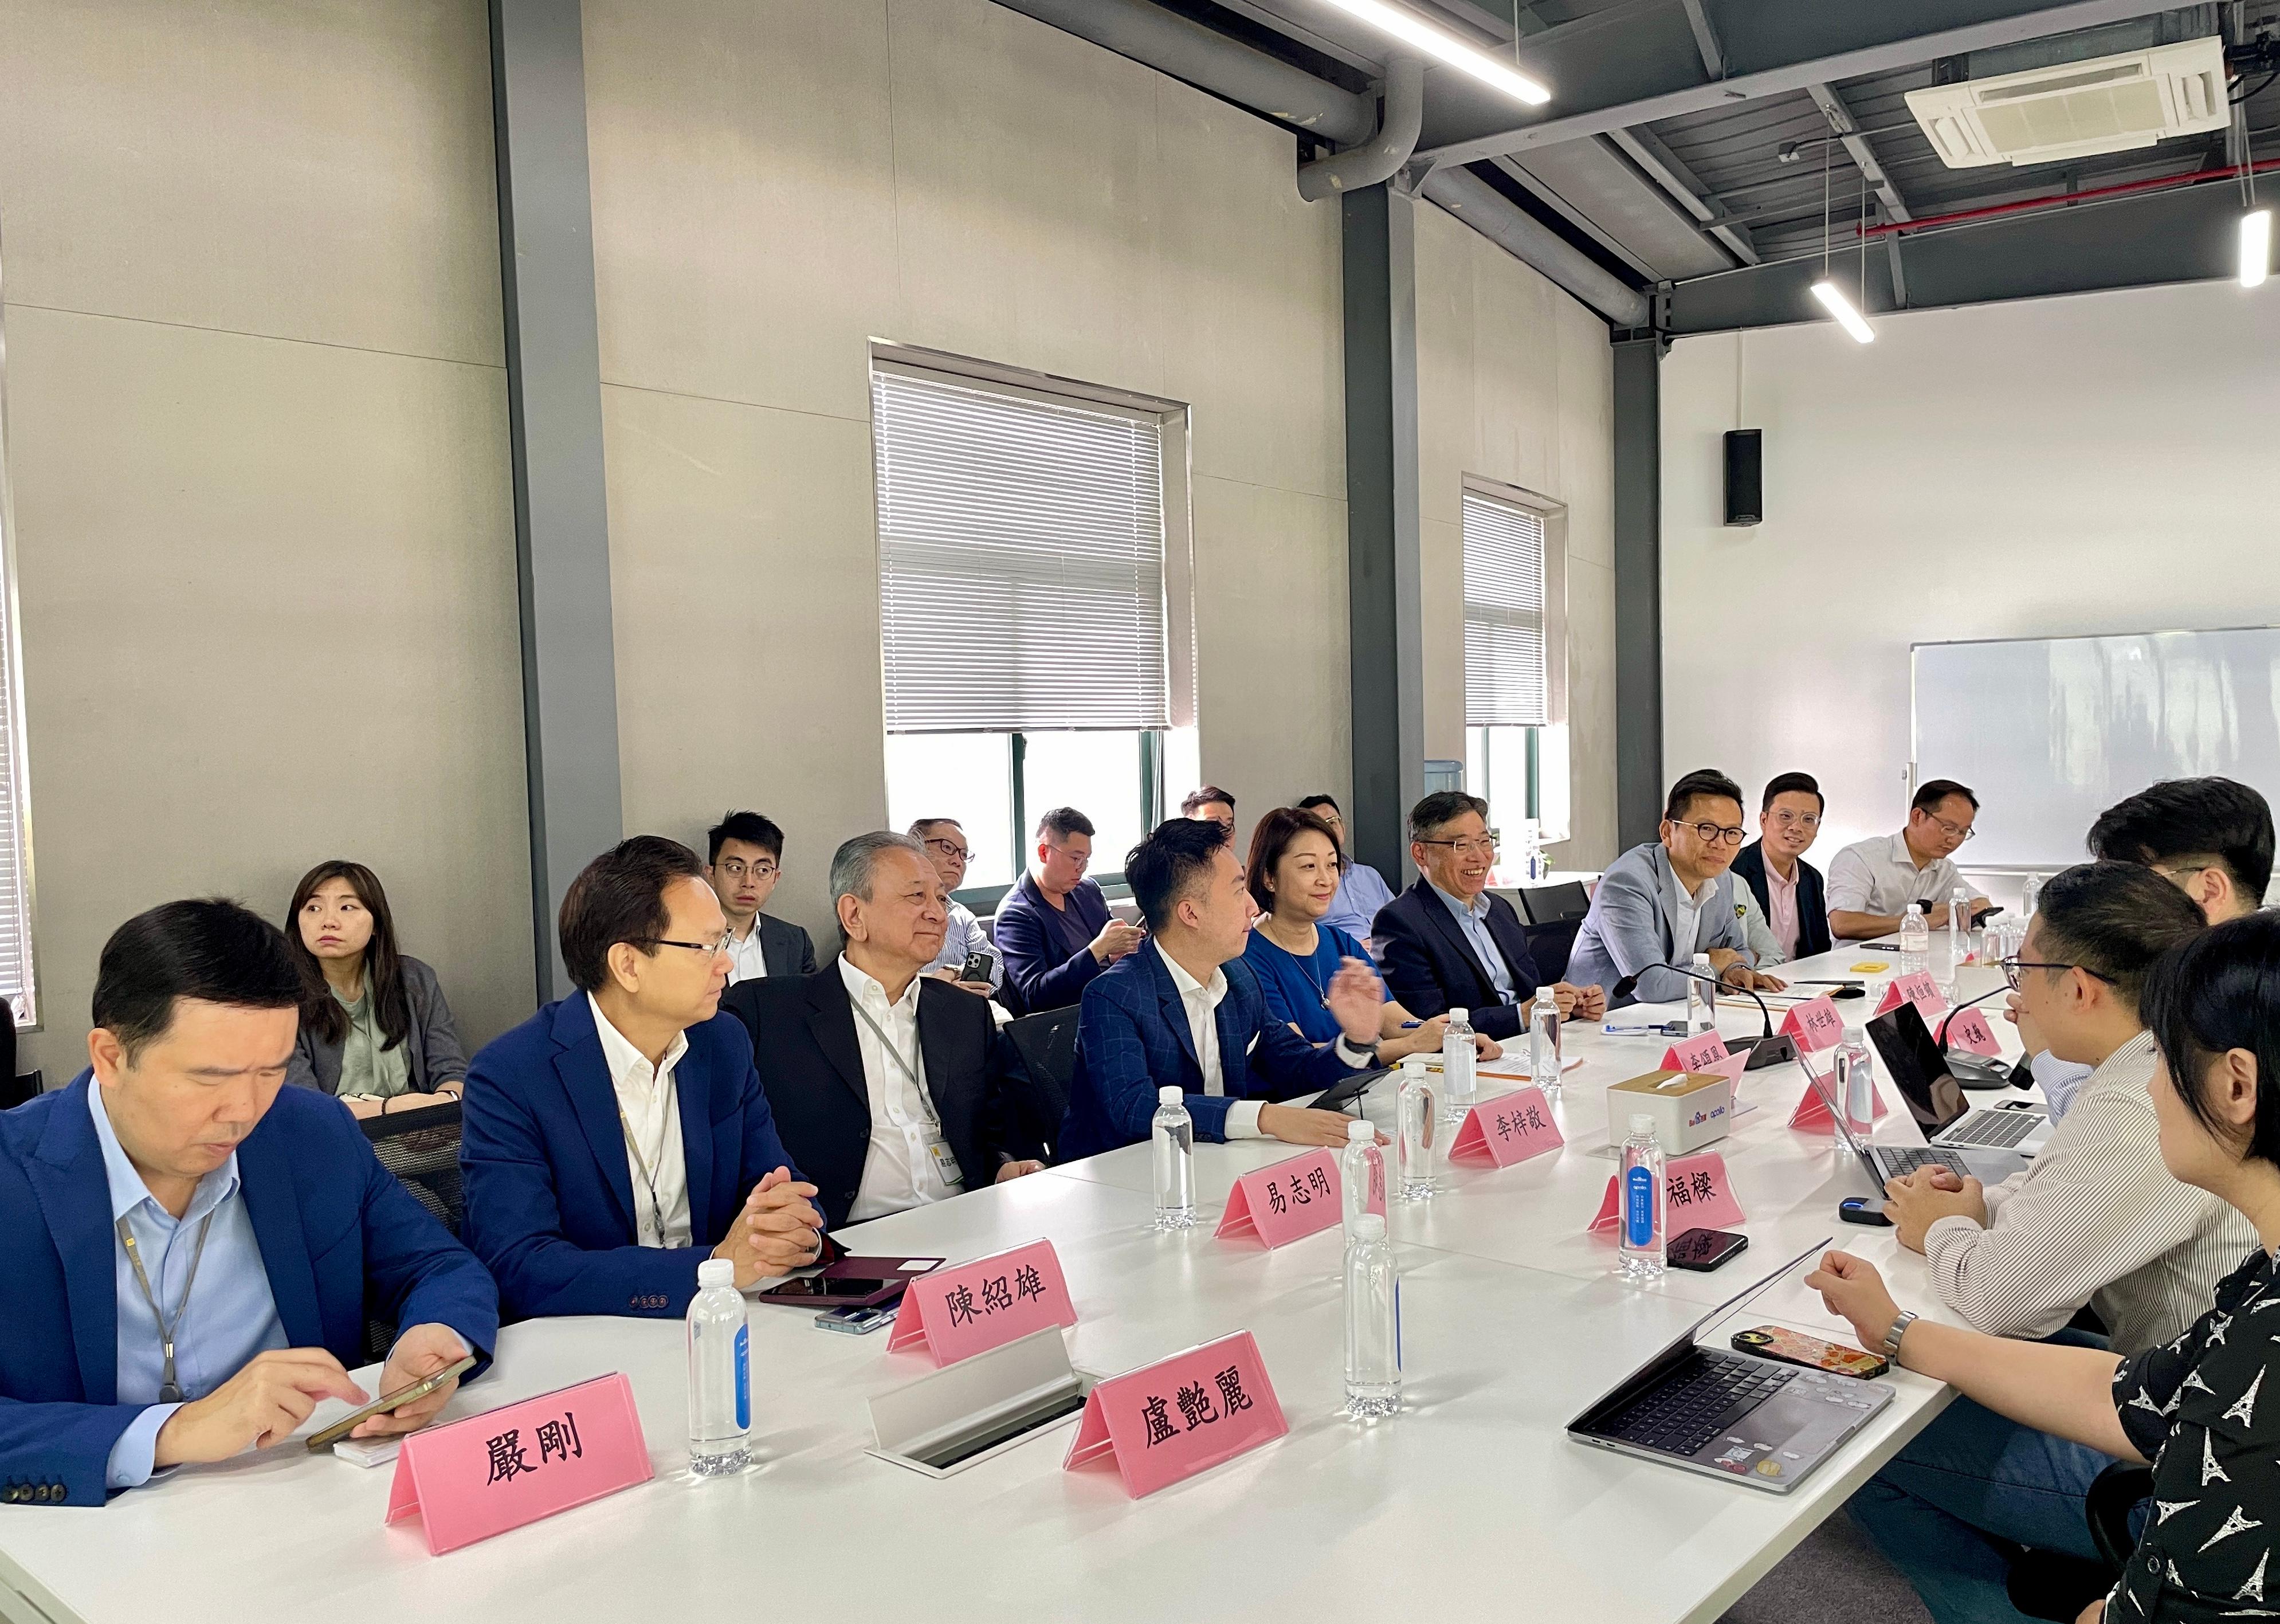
1568;770;1790;1009
705;811;818;986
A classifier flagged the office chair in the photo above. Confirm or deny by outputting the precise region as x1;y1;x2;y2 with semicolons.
1000;1006;1080;1162
359;1097;465;1362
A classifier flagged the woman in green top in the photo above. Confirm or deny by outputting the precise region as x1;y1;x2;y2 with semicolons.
285;860;469;1117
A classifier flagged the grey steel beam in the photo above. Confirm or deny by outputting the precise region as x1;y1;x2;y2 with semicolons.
490;0;623;1002
1418;164;1653;326
1807;81;1913;222
1663;176;2251;334
1612;338;1663;852
1679;0;1726;78
1605;125;1759;265
1417;0;2183;166
1342;184;1427;886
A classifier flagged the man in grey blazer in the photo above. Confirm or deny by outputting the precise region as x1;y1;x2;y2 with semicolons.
705;810;819;986
1568;769;1791;1009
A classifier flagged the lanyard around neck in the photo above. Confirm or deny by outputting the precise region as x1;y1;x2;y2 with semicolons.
616;1085;676;1244
117;1211;217;1405
850;996;938;1128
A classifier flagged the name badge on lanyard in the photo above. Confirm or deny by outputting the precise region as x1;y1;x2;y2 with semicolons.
854;997;965;1192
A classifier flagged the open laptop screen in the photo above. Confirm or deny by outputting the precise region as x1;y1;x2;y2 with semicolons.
1866;1003;1970;1134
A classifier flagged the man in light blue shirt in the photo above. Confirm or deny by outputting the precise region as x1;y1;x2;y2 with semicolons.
0;900;496;1505
909;818;1007;1000
1299;795;1397;953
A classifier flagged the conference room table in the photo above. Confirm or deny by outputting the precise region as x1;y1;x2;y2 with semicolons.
0;947;2034;1624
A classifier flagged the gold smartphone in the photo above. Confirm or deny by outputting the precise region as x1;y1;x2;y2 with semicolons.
305;1354;476;1452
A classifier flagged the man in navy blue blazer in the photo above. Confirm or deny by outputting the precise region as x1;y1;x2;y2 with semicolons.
1057;818;1386;1162
0;901;496;1507
991;806;1147;1014
461;836;827;1322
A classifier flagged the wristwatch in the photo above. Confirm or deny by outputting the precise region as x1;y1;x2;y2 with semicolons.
1880;1309;1920;1362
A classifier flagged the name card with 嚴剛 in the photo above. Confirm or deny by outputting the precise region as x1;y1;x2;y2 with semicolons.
386;1374;652;1555
1064;1331;1287;1499
886;1239;1076;1367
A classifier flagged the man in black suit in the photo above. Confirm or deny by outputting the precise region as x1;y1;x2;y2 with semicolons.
705;810;818;986
1730;772;1833;963
1374;791;1606;1042
723;833;1046;1230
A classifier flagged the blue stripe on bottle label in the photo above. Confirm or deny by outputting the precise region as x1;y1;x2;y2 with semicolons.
733;1323;750;1431
1623;1164;1656;1247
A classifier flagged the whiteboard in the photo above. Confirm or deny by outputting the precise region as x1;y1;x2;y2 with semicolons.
1912;627;2280;870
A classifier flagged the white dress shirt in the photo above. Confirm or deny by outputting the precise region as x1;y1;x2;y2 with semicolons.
1672;872;1719;962
1826;831;1978;920
841;958;966;1223
587;994;692;1248
724;918;769;986
1157;952;1269;1141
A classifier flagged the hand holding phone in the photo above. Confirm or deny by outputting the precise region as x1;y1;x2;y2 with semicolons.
305;1351;478;1452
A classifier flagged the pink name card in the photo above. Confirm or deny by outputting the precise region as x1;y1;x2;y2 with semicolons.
886;1239;1076;1367
1875;971;1946;1019
1661;1031;1733;1074
1215;1148;1379;1248
1588;1150;1745;1235
386;1374;651;1555
1448;1087;1564;1167
1064;1331;1288;1499
1779;995;1845;1053
1789;1064;1891;1133
1942;1006;2003;1056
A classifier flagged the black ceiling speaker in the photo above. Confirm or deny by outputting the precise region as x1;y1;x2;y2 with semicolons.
1724;429;1763;527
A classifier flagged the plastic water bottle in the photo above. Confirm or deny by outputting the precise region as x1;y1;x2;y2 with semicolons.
1340;1118;1384;1236
1343;1213;1402;1419
1837;1027;1876;1140
1528;986;1563;1101
1617;1115;1666;1282
1441;1007;1477;1123
1685;951;1717;1033
686;1258;751;1476
1900;901;1930;979
1942;884;1969;980
2022;873;2044;920
1396;1058;1439;1202
1151;1086;1197;1230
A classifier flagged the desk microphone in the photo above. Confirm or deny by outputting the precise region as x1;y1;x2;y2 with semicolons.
1933;983;2024;1090
1610;962;1798;1072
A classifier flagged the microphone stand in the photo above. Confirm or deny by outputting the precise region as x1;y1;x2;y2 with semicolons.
1933;982;2024;1090
1610;961;1798;1073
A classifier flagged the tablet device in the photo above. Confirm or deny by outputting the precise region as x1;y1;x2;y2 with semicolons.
1310;1065;1391;1115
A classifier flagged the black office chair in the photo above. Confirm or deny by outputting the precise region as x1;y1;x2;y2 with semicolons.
0;998;26;1111
359;1098;466;1362
2005;1462;2152;1619
1000;1007;1080;1162
1517;881;1590;924
1523;918;1580;984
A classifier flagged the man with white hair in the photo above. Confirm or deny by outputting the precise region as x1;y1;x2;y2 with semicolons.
722;832;1047;1229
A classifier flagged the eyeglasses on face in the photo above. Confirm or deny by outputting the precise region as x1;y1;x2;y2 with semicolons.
1672;820;1747;846
2000;955;2117;992
639;932;734;957
1047;843;1092;869
1924;813;1977;842
714;860;779;881
924;838;974;864
1767;810;1821;830
1418;835;1500;860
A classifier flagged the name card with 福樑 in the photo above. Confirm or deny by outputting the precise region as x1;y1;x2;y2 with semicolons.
1588;1150;1745;1235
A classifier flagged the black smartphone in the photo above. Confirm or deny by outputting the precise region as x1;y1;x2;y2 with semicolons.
1839;1196;1894;1227
959;950;996;983
1970;904;2004;925
1667;1227;1749;1272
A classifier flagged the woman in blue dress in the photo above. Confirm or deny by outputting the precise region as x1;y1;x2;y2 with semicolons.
1242;806;1501;1065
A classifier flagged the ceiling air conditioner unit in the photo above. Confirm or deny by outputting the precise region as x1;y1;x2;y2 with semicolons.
1904;35;2228;168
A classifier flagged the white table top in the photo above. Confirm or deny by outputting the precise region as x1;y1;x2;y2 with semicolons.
0;948;2021;1624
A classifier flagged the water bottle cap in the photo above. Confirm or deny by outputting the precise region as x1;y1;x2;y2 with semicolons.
1692;952;1710;966
1844;1025;1865;1042
1347;1119;1374;1142
1158;1085;1184;1106
697;1258;735;1289
1449;1007;1468;1021
1349;1213;1387;1241
1400;1056;1426;1074
1628;1113;1656;1135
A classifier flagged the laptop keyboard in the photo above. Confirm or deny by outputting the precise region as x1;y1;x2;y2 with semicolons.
1603;1351;1798;1457
1941;1109;2040;1149
1876;1146;1971;1178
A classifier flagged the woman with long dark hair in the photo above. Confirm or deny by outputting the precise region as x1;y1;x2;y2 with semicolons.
284;861;468;1117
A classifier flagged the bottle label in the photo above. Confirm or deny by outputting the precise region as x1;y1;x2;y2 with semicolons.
733;1322;750;1431
1623;1164;1657;1247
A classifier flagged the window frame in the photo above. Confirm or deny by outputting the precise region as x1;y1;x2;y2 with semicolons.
1461;475;1570;854
0;283;40;1030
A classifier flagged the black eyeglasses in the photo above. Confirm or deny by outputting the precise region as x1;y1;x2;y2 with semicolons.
1672;820;1748;847
638;933;733;956
2000;956;2117;992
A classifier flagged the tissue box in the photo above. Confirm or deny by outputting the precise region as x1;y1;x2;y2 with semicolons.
1606;1069;1734;1155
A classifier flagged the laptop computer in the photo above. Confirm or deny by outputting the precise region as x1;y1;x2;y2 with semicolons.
1567;1238;1893;1493
1806;1022;2040;1189
1867;1003;2051;1161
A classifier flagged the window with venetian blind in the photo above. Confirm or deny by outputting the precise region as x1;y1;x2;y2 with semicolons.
1462;485;1549;729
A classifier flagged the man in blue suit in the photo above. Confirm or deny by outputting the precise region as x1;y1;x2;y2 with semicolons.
461;836;827;1321
1057;818;1386;1162
0;900;496;1506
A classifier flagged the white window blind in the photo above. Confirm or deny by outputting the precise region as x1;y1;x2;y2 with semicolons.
1462;487;1548;728
0;513;32;1026
871;364;1171;733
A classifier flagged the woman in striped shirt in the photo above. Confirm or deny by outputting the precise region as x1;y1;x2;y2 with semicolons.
1813;911;2280;1623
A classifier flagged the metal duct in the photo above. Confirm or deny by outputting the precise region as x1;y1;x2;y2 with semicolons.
1297;58;1425;202
1419;166;1651;327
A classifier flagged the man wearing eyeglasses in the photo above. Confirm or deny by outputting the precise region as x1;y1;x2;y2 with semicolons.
906;818;1004;998
1731;772;1833;963
460;836;827;1320
1567;769;1790;1009
1827;779;1991;943
1374;790;1606;1041
703;810;817;986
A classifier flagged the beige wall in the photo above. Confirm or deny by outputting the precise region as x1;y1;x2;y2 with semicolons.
0;0;531;1080
582;0;1353;933
1414;198;1618;868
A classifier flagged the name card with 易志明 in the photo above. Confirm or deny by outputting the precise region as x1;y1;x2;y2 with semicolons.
1215;1147;1379;1248
1063;1331;1287;1499
1447;1088;1564;1167
886;1240;1076;1367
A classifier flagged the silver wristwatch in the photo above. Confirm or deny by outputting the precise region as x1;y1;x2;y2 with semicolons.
1880;1309;1919;1362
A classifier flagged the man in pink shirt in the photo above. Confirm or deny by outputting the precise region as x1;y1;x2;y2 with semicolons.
1732;772;1832;962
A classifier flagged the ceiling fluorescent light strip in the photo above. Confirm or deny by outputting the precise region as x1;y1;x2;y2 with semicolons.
1314;0;1551;105
1810;280;1875;343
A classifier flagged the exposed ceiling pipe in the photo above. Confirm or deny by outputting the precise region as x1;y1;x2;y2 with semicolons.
986;0;1650;327
988;0;1376;144
1419;166;1651;326
1298;58;1426;201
